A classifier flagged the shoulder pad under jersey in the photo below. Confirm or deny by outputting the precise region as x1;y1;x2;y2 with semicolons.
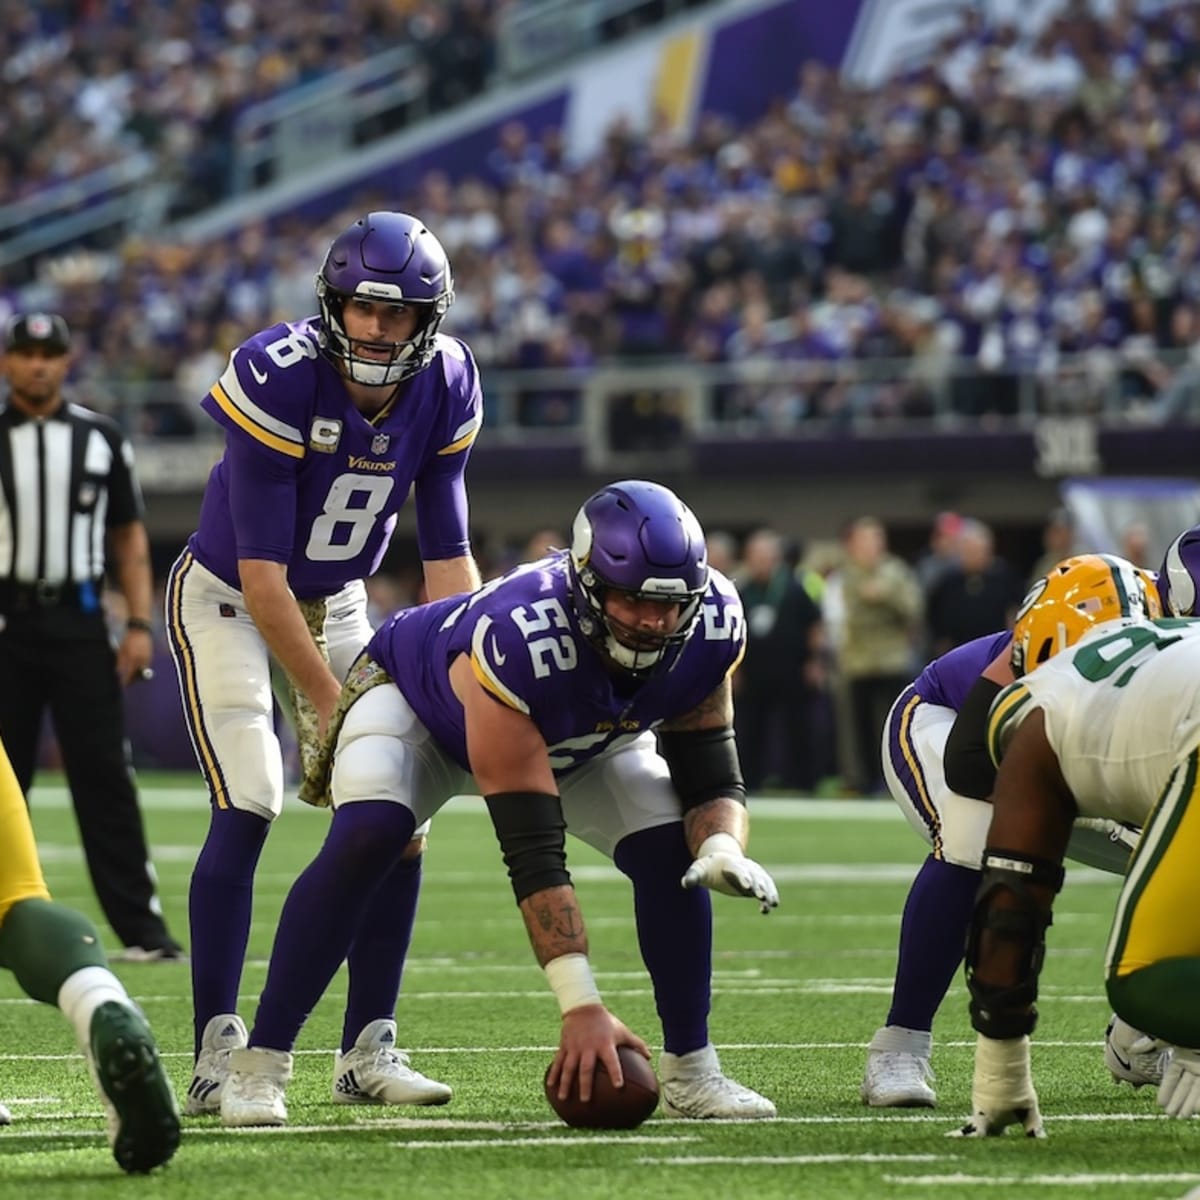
205;320;324;460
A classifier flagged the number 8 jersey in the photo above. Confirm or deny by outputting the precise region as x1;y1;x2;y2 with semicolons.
188;317;482;599
988;617;1200;826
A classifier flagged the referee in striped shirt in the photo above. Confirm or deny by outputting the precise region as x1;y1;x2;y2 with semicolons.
0;312;182;961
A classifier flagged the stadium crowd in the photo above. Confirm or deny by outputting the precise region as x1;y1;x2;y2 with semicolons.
2;1;498;217
5;0;1200;438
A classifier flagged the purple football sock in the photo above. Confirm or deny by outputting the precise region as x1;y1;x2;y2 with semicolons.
341;852;423;1052
885;854;981;1031
614;823;712;1056
250;801;416;1053
188;807;270;1055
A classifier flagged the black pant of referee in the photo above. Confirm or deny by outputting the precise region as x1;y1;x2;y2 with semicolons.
0;587;181;958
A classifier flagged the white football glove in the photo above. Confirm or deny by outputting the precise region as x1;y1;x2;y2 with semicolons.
681;833;778;914
1158;1047;1200;1118
948;1033;1045;1138
1104;1014;1170;1088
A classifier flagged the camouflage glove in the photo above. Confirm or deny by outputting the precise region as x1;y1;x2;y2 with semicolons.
297;653;392;808
290;596;331;783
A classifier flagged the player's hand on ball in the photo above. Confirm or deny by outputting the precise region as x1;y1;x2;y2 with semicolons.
948;1034;1045;1139
1158;1047;1200;1118
682;834;778;913
546;1005;650;1103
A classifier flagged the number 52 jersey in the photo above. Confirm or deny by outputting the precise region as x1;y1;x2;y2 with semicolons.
188;317;482;600
987;617;1200;826
368;553;747;777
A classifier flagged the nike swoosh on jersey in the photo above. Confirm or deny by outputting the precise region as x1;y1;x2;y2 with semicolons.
491;636;506;666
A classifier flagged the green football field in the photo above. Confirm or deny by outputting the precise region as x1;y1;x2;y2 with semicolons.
3;776;1199;1200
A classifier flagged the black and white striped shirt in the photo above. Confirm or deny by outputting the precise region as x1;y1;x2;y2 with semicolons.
0;401;143;588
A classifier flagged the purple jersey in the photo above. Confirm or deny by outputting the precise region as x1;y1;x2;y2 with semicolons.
188;318;482;599
369;554;746;776
913;631;1011;710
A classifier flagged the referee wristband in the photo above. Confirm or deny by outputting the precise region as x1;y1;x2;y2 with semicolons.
544;953;602;1015
126;617;153;633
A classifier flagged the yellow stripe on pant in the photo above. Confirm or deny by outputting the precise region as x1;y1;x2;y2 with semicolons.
0;739;51;923
1106;749;1200;977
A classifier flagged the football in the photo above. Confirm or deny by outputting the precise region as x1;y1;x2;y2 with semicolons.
543;1045;660;1128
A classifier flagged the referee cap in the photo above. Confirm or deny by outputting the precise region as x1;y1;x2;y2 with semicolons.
5;312;71;354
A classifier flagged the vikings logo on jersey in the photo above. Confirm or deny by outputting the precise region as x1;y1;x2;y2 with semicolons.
369;555;746;775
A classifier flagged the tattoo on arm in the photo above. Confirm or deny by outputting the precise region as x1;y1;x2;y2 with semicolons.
522;886;589;966
659;677;733;732
683;796;749;855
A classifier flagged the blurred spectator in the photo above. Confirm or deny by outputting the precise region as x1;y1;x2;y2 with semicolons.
1029;506;1077;582
1119;518;1153;568
732;529;825;792
914;511;964;594
925;518;1024;657
837;517;924;795
705;529;740;579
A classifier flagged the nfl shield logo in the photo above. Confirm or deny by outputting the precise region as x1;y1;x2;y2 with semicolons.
371;433;390;455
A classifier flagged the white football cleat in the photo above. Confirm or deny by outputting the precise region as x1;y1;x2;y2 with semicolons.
862;1025;937;1108
1105;1015;1171;1088
185;1013;248;1116
659;1043;776;1119
0;1101;11;1125
220;1046;292;1127
332;1019;451;1106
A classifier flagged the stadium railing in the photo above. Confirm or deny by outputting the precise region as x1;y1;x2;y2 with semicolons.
84;348;1199;486
0;153;169;274
230;47;430;195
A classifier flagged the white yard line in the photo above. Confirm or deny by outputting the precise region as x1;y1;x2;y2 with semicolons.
883;1173;1200;1187
388;1135;700;1149
0;1037;1116;1061
640;1153;951;1165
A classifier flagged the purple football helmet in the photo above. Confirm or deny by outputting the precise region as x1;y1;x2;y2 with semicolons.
316;211;454;387
1158;525;1200;616
568;480;709;674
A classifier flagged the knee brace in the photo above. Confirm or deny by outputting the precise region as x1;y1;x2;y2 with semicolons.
965;849;1064;1039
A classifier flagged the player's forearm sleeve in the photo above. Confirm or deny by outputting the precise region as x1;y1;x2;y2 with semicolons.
944;676;1003;798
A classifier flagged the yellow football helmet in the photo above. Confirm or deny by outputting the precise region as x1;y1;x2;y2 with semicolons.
1010;554;1160;677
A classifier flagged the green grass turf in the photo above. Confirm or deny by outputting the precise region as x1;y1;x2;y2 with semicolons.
3;775;1199;1199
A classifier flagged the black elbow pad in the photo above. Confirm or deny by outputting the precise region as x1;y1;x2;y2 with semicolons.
484;790;571;903
944;677;1003;798
658;726;746;811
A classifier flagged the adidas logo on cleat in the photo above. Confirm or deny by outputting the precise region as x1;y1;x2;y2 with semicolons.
335;1071;361;1097
220;1023;240;1038
188;1078;219;1104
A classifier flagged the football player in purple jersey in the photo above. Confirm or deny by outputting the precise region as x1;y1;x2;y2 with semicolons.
165;212;482;1117
218;480;779;1127
863;556;1162;1111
